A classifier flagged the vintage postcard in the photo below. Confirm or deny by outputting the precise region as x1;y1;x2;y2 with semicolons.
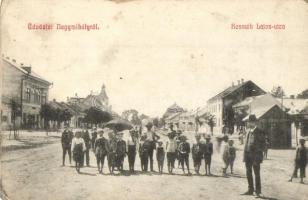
1;0;308;200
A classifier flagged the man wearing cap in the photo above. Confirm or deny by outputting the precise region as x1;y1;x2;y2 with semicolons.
82;128;91;167
144;122;160;172
91;127;98;150
61;125;73;166
242;114;266;197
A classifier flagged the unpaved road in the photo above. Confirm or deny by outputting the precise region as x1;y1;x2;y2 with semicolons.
1;136;307;200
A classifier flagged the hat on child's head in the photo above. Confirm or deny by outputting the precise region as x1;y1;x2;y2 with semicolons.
145;122;153;128
205;134;211;139
179;135;188;141
157;139;163;144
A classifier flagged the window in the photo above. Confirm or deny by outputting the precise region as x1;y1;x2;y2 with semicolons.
26;88;31;102
41;95;46;104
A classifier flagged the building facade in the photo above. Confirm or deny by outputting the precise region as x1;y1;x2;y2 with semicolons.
1;57;51;130
206;79;266;134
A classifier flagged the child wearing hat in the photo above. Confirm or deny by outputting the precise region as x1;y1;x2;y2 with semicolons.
94;130;108;173
192;134;203;174
156;140;165;174
289;138;307;183
139;135;150;172
166;132;177;174
203;135;213;175
178;135;191;174
222;138;237;175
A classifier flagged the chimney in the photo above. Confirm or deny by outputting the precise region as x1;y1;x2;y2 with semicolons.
12;59;16;63
53;99;56;102
232;82;234;87
75;93;78;97
20;63;24;66
21;66;31;74
241;78;244;84
6;56;9;60
237;80;241;85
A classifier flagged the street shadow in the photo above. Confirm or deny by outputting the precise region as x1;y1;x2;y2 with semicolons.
255;195;278;200
205;174;230;178
78;171;97;176
227;173;246;178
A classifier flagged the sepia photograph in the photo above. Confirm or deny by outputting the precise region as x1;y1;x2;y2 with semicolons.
0;0;308;200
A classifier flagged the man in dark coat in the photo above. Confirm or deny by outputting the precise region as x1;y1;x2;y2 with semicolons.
82;128;91;167
144;122;160;172
61;126;73;166
242;115;266;197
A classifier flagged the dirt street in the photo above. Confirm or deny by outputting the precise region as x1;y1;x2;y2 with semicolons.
1;133;307;200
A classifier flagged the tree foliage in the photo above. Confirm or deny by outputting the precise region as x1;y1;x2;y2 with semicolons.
271;86;285;98
121;109;142;125
83;107;112;126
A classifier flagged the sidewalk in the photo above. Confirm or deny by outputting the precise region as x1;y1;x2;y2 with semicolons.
1;130;61;152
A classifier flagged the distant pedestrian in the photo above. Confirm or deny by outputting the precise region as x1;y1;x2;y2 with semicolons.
203;135;213;175
166;131;177;174
127;130;137;173
263;138;270;159
223;139;236;174
82;129;91;167
139;135;150;172
94;130;108;173
242;115;266;197
192;134;203;174
156;140;165;174
222;135;229;175
289;138;307;184
61;125;73;166
71;131;86;173
178;135;191;174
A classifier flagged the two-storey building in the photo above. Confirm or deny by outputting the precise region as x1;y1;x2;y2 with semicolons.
1;56;51;130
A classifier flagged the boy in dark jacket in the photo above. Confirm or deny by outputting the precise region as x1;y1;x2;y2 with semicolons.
94;130;108;173
178;135;191;174
192;134;203;174
203;135;213;175
156;140;165;174
139;135;150;172
61;126;73;166
289;138;307;183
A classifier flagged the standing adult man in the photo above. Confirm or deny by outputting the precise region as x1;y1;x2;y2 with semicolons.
242;115;266;197
61;125;73;166
91;127;98;150
82;128;91;167
144;122;160;172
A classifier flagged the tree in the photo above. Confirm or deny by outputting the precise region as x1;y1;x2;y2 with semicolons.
83;107;112;127
271;86;285;98
297;88;308;99
153;118;159;127
121;109;141;126
40;104;57;134
10;99;21;139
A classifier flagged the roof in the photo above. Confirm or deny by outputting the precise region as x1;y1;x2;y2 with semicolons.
3;58;51;85
207;80;265;102
233;93;283;109
243;104;283;121
165;112;182;120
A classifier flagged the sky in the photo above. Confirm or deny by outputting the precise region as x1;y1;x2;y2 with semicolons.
1;0;308;117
